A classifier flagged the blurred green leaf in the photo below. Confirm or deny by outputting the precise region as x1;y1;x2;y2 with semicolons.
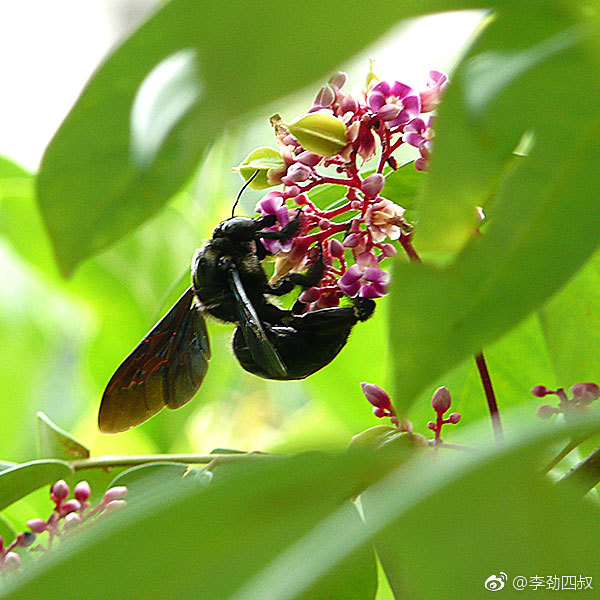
221;414;600;600
36;412;89;460
0;513;17;544
390;6;600;409
36;0;490;276
4;454;378;600
364;420;600;598
108;462;190;498
0;460;72;512
538;249;600;386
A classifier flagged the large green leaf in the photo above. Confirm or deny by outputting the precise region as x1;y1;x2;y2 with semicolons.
390;6;600;408
0;460;73;512
3;454;377;600
538;249;600;386
218;414;600;600
363;418;600;598
36;0;489;276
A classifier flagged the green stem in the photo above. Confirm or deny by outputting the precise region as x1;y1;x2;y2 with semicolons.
68;453;283;472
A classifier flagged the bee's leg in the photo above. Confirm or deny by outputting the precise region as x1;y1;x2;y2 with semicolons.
255;209;303;244
266;251;325;296
293;298;375;332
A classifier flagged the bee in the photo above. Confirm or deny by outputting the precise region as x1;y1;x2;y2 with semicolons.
98;194;374;433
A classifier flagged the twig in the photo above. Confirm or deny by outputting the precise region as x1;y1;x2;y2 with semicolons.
68;453;283;471
474;352;503;441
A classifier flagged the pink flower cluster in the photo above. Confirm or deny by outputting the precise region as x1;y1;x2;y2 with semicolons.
532;382;600;418
0;479;127;575
245;69;447;311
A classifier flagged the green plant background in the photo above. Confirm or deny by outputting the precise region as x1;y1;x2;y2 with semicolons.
1;1;600;598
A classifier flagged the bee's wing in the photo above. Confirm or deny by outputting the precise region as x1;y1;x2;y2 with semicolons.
98;287;211;433
228;264;287;378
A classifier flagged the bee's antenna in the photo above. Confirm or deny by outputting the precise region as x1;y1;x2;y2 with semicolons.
232;170;260;218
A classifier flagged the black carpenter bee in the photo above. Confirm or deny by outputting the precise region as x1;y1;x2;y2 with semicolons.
98;195;375;433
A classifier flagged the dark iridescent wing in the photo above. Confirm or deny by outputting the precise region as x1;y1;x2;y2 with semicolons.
228;265;287;378
98;287;211;433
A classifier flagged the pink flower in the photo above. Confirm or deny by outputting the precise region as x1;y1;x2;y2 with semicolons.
404;116;434;171
364;198;405;242
338;252;390;298
368;81;421;127
255;192;295;254
420;71;448;113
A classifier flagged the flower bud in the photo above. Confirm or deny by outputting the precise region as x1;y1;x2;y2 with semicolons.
285;163;312;183
343;233;361;248
427;421;436;431
284;185;301;198
103;500;127;514
340;94;358;115
60;499;81;516
286;113;348;157
313;84;336;109
64;513;81;528
570;382;600;404
432;386;452;414
361;382;392;410
328;72;347;90
530;384;549;397
293;193;309;206
50;480;69;502
27;518;47;534
74;481;91;503
103;486;128;504
329;238;344;259
537;404;557;419
447;412;461;424
3;552;21;572
361;174;385;198
380;243;397;257
16;531;36;547
373;406;387;418
296;151;322;167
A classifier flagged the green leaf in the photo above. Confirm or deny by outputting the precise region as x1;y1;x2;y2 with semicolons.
286;113;348;157
36;412;90;460
390;7;600;408
107;462;192;498
3;454;377;600
363;419;600;598
0;460;73;511
538;249;600;386
0;513;17;544
36;0;490;276
216;414;600;600
235;147;286;190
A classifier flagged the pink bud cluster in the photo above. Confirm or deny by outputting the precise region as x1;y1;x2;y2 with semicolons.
247;68;447;312
427;386;461;442
532;382;600;418
0;531;36;575
0;478;129;576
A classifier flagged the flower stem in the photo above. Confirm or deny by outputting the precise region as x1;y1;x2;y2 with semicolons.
68;453;282;471
475;351;503;441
